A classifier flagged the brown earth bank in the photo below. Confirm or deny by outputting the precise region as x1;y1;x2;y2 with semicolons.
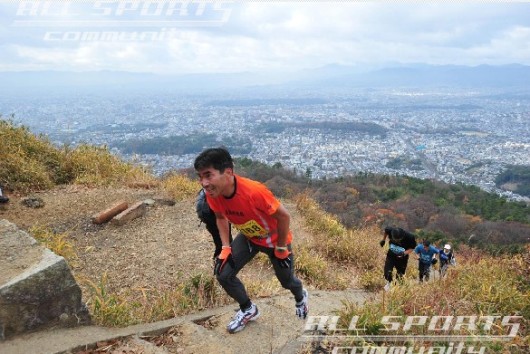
0;185;368;354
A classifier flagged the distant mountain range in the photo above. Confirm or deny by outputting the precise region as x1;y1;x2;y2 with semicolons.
1;64;529;93
315;63;530;88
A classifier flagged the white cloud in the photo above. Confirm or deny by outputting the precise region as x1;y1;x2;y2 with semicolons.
1;2;530;72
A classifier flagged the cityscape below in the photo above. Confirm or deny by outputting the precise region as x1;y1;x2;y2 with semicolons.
1;83;529;202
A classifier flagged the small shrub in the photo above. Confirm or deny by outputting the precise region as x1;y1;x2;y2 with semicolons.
84;273;136;327
359;269;385;291
64;144;148;187
295;245;329;285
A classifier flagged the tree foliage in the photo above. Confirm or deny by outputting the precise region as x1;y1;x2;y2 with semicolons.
495;165;530;197
232;163;529;254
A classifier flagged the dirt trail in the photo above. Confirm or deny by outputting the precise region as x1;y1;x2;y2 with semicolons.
0;185;371;354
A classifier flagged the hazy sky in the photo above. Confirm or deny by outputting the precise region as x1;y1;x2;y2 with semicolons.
1;1;530;74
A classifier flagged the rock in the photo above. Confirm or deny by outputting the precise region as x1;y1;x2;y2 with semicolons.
59;313;69;323
143;199;156;206
20;197;45;208
0;220;90;340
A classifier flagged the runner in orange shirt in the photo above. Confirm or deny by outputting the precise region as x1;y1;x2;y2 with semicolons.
194;147;308;334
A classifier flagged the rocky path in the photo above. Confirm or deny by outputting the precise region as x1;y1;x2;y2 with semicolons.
1;289;369;354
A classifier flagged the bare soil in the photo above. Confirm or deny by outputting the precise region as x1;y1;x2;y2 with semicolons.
1;185;210;297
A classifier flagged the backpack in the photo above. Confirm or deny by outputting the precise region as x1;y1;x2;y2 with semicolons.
196;189;215;224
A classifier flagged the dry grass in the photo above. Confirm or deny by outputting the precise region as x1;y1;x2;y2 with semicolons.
28;225;78;266
160;172;200;201
334;246;530;352
83;272;233;327
294;193;385;290
64;144;155;187
0;119;154;192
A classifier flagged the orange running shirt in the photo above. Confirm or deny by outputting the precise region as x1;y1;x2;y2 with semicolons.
206;175;292;248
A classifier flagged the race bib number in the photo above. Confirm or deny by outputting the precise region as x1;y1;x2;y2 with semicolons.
420;254;432;263
234;220;268;238
389;244;406;255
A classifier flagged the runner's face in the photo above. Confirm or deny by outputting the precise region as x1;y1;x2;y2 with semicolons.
197;166;232;198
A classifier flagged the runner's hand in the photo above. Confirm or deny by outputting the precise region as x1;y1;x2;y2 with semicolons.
379;240;385;247
214;247;234;275
274;247;291;268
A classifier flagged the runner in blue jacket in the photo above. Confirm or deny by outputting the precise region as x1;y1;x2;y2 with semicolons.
414;239;440;282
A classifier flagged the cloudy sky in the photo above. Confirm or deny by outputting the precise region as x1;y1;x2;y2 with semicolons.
1;1;530;74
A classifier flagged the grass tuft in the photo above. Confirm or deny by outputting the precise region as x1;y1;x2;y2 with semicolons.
28;225;78;266
84;272;232;326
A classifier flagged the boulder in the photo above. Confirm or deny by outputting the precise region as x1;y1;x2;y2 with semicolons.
0;220;90;340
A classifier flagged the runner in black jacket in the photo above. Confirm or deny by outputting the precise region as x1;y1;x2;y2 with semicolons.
380;226;417;291
0;185;9;203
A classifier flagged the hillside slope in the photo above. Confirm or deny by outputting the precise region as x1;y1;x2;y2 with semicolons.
0;185;333;300
0;185;370;353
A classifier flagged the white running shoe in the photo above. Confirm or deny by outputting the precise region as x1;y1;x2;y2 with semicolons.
226;303;260;333
295;289;309;319
384;282;391;292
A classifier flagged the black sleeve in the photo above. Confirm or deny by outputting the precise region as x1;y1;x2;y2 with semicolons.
404;233;417;249
384;227;393;237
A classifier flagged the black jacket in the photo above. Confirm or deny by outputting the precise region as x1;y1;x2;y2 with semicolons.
384;227;417;257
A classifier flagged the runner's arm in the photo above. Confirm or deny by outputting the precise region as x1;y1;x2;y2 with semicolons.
215;212;231;247
271;204;290;247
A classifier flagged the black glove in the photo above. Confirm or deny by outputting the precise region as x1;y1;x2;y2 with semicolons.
274;248;292;268
214;247;234;275
379;240;385;247
431;258;438;265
